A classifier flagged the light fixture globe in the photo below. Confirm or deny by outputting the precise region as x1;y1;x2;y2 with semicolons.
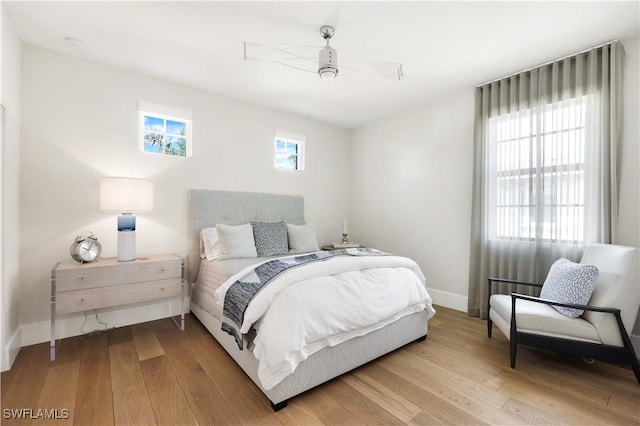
318;67;338;79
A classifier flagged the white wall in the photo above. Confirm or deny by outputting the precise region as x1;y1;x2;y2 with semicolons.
350;89;474;310
350;37;640;320
18;45;350;347
1;6;22;371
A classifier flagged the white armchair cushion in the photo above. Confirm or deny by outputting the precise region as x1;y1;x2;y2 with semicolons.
580;244;639;346
582;272;625;346
489;294;601;344
539;258;598;318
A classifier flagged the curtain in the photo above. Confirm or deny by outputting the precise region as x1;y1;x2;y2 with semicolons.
468;42;623;318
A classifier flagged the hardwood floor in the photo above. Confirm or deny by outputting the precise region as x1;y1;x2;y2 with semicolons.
2;306;639;425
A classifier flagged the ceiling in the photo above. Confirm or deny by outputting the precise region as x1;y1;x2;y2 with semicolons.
4;1;639;129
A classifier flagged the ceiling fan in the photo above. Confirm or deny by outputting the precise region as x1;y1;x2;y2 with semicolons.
243;25;404;80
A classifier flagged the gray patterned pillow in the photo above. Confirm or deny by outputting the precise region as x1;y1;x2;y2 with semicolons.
540;258;599;318
251;221;289;257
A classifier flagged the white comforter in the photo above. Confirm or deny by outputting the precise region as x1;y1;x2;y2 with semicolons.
215;252;435;390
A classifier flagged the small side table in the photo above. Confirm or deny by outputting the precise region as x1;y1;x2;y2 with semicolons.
50;254;184;360
321;244;362;250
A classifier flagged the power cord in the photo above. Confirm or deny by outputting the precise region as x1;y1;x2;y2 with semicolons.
79;310;114;337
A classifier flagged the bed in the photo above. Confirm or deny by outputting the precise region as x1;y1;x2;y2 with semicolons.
188;189;435;410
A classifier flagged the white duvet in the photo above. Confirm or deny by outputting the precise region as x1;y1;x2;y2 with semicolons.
215;252;435;390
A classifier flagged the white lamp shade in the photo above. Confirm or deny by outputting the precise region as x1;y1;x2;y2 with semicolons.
100;177;154;212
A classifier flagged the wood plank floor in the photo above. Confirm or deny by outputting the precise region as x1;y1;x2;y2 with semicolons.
2;306;639;425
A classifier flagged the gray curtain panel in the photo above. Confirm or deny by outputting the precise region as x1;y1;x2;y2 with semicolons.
468;42;623;318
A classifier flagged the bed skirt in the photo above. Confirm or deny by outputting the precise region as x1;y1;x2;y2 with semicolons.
190;302;429;407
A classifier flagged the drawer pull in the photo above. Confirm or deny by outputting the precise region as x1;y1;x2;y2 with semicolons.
160;268;165;272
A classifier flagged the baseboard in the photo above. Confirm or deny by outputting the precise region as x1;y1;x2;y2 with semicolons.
428;288;468;313
1;326;21;371
20;296;190;349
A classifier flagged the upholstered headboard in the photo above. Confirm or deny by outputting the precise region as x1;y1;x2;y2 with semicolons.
187;189;305;283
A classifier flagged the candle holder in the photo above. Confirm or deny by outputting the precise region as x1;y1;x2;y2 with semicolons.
341;233;349;244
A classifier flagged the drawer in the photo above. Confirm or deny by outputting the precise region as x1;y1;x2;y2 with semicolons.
56;258;181;291
56;278;181;314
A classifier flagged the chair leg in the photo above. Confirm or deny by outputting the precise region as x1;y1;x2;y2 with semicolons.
510;296;517;368
612;310;640;385
487;317;493;338
631;355;640;385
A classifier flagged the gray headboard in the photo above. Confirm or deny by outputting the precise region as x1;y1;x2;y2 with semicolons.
187;189;305;283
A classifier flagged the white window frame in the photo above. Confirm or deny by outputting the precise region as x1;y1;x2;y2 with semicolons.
488;96;588;243
274;130;305;171
138;101;193;157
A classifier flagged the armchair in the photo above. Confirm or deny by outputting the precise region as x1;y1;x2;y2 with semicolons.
487;243;640;383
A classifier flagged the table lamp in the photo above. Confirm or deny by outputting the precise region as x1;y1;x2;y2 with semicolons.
100;177;154;261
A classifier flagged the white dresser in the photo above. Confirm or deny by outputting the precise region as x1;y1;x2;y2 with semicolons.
50;254;184;360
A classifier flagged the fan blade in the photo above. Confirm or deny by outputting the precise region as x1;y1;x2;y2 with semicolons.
244;42;317;63
337;50;404;80
243;41;404;80
272;61;317;74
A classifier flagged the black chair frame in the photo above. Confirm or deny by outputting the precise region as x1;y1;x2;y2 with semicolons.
487;277;640;384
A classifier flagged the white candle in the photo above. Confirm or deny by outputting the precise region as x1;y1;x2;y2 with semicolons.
342;220;348;235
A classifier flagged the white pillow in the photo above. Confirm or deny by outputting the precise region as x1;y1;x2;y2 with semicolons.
215;224;258;260
199;227;220;261
540;258;599;318
287;224;319;254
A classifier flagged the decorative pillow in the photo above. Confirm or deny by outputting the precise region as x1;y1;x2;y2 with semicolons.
199;227;220;261
287;224;319;254
251;221;289;257
215;224;257;260
540;258;599;318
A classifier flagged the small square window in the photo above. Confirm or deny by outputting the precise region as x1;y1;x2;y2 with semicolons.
139;111;192;157
274;136;304;171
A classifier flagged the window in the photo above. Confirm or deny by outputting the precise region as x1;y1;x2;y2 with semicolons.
274;130;305;171
469;43;619;319
138;102;192;157
488;96;587;242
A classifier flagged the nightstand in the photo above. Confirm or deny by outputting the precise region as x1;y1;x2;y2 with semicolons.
50;254;184;360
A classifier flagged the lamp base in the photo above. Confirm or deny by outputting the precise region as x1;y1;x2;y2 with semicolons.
118;230;136;261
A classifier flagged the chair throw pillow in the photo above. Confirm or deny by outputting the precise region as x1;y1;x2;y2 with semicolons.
251;221;289;257
540;258;599;318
